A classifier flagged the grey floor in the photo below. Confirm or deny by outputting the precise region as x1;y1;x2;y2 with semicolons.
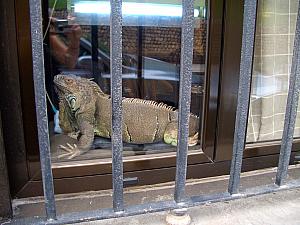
78;188;300;225
12;165;300;225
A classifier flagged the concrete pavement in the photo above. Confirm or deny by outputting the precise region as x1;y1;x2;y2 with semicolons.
78;188;300;225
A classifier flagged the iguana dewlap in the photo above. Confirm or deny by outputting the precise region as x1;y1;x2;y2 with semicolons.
54;74;199;159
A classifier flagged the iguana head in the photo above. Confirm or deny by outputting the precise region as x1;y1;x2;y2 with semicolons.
54;74;101;115
54;74;89;95
54;74;105;97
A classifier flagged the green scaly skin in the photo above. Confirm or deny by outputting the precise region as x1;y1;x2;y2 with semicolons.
54;74;199;159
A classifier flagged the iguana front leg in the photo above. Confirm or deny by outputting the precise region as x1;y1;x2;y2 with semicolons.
163;122;199;146
58;121;94;159
58;94;95;159
58;119;94;159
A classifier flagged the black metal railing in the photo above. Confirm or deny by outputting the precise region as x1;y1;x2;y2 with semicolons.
110;0;124;213
228;0;257;195
7;0;300;224
29;0;56;220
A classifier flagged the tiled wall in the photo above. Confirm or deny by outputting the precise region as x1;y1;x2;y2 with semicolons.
247;0;299;143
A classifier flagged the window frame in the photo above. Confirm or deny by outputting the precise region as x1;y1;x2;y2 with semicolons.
5;0;300;198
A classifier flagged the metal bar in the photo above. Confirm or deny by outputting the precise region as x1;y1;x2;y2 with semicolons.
91;23;99;79
174;0;195;203
29;0;57;220
228;0;257;195
276;2;300;186
137;26;144;99
110;0;124;212
9;177;300;225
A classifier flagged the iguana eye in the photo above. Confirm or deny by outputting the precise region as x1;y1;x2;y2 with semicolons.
65;78;73;84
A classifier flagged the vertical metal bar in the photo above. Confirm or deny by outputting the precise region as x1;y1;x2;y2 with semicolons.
91;22;99;79
228;0;257;195
110;0;124;212
29;0;56;220
276;2;300;186
137;26;144;99
174;0;195;203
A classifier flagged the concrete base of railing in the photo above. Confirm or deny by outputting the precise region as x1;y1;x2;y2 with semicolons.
166;208;191;225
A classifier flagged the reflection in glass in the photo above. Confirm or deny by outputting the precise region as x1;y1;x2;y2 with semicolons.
247;0;299;143
44;0;207;161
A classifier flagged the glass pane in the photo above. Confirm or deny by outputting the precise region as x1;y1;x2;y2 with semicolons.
247;0;299;143
44;0;207;162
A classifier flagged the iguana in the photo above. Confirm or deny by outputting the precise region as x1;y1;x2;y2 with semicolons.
54;74;199;159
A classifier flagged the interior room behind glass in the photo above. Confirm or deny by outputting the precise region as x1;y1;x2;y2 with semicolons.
43;0;207;162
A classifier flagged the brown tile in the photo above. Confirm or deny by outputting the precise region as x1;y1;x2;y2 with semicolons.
275;0;289;14
275;14;289;34
290;14;297;34
288;55;293;74
261;13;276;34
259;132;275;140
254;35;262;56
256;12;262;34
249;96;262;115
273;94;288;114
260;115;274;133
274;55;289;74
257;0;263;15
275;35;289;54
290;0;299;13
262;36;275;55
289;35;295;53
273;114;285;130
263;0;275;13
274;75;289;92
253;56;262;74
261;56;275;75
251;76;260;92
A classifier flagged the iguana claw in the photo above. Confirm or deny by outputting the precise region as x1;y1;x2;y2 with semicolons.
188;132;199;146
58;143;82;159
164;132;199;147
